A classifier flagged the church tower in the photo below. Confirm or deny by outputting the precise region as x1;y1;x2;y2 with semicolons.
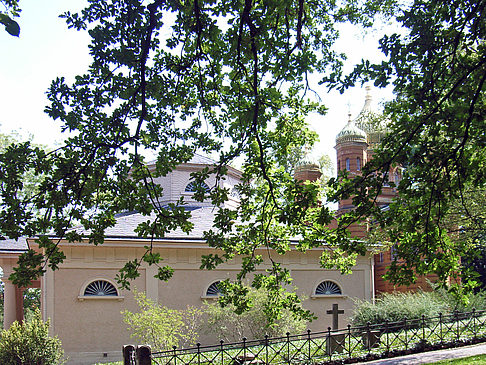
335;87;432;294
334;108;368;238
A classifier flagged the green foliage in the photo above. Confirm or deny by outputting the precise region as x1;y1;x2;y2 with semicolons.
202;286;307;342
0;0;20;36
351;292;449;327
0;309;64;365
1;0;483;322
0;0;396;322
327;0;486;295
352;288;486;328
121;291;201;351
431;285;486;313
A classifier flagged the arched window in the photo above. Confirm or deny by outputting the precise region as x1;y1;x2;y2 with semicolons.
230;187;241;199
345;158;350;171
315;281;342;295
357;157;361;171
185;181;210;193
83;280;118;296
206;281;221;297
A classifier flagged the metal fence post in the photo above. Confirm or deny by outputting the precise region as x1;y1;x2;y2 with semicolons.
307;329;311;361
197;343;201;365
455;310;460;340
220;340;224;365
403;318;408;349
243;337;247;363
347;325;352;357
327;327;332;361
136;345;152;365
286;332;291;364
123;344;136;365
421;315;426;343
473;308;477;339
439;313;443;344
385;320;389;353
366;322;371;354
265;335;269;365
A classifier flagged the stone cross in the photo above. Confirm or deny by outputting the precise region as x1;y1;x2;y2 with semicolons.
326;303;344;330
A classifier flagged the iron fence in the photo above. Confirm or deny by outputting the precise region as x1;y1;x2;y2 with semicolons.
124;309;486;365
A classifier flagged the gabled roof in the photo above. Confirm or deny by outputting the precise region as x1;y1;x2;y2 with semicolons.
145;153;217;168
0;237;28;253
74;206;219;240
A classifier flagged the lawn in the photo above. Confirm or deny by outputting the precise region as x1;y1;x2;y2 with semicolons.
428;354;486;364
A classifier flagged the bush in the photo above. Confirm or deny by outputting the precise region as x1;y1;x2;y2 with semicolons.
431;286;486;312
351;291;449;327
122;291;202;351
202;286;307;342
0;309;64;365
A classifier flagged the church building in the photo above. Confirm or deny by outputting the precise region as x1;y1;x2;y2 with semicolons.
0;90;398;364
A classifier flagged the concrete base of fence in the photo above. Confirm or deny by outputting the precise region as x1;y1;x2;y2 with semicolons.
362;330;381;349
326;332;345;355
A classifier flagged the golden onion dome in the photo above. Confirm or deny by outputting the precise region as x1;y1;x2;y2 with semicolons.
336;114;367;144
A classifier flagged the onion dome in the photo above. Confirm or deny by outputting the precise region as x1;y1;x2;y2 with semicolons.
353;86;388;148
294;146;321;182
335;113;367;144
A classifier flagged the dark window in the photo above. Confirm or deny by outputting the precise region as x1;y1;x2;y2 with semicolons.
185;181;210;193
357;157;361;171
315;281;342;295
84;280;118;296
345;158;350;171
206;281;221;296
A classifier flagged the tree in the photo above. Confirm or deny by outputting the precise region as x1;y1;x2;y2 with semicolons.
326;0;486;294
0;0;20;36
0;309;64;365
121;291;201;350
202;285;307;342
1;0;483;322
0;0;394;322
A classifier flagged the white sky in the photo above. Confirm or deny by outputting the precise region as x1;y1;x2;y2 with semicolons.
0;0;396;166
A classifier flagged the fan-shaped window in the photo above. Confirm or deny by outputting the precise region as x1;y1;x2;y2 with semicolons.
230;187;241;199
185;181;210;193
206;281;221;297
84;280;118;296
315;281;342;295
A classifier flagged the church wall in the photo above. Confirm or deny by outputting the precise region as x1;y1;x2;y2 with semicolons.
35;236;374;363
51;267;144;353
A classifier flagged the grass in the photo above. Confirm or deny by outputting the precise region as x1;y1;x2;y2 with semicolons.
428;354;486;364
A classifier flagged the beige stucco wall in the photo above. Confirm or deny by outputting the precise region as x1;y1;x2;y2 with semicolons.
35;240;373;364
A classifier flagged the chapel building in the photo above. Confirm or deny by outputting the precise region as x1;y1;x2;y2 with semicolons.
0;87;438;364
334;86;435;294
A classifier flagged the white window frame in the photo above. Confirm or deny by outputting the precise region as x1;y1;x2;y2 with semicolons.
311;279;346;299
201;280;223;299
78;278;124;301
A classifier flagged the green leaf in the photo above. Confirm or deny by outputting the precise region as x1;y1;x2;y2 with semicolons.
1;14;20;36
0;13;11;25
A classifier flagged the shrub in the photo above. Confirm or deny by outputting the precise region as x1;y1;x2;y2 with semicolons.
0;309;64;365
122;291;202;351
202;286;307;342
431;286;486;312
351;291;449;327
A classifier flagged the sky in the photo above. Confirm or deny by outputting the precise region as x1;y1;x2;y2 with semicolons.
0;0;396;166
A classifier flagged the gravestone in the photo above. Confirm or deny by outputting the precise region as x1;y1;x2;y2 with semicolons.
325;304;345;355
